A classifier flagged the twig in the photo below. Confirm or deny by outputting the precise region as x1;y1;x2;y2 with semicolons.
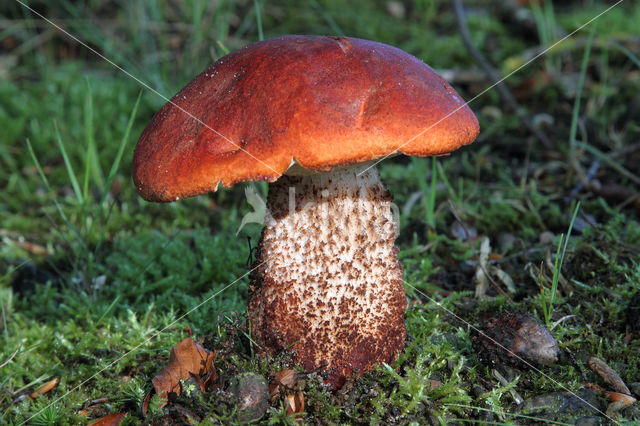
566;159;601;202
448;201;515;304
453;0;553;148
0;348;19;369
575;141;640;185
610;141;640;159
550;314;576;331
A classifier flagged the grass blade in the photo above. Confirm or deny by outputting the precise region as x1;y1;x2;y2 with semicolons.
217;40;230;55
98;90;143;210
84;78;105;192
309;0;345;36
609;40;640;69
561;202;581;263
26;139;87;250
253;0;264;41
53;121;83;206
411;157;437;229
569;26;595;156
546;201;581;325
547;236;564;323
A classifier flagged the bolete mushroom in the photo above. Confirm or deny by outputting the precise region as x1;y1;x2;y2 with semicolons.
133;35;479;388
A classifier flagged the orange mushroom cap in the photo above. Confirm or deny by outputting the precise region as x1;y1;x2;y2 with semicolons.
133;35;479;202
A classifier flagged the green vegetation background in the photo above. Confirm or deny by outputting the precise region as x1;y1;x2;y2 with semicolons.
1;0;639;424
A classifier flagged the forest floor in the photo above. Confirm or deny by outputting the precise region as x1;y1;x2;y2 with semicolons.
1;0;639;424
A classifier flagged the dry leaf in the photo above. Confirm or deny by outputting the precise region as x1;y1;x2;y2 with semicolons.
269;369;297;400
87;412;127;426
588;356;630;395
474;237;491;298
608;391;637;406
584;383;636;406
141;390;152;417
30;378;60;399
285;391;304;417
152;337;216;402
491;266;516;293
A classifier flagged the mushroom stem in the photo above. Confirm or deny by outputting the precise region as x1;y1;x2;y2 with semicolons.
248;164;406;388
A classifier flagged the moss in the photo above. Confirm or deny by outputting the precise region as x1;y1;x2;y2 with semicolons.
2;0;640;423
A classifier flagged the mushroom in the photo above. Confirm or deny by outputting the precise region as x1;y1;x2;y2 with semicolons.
133;35;479;388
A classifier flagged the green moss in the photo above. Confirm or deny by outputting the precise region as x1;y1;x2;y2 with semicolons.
2;0;640;423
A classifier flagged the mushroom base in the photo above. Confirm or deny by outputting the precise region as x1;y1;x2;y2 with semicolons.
248;165;406;389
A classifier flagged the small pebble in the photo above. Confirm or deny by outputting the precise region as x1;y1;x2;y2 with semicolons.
515;389;604;423
471;311;559;369
228;373;269;423
539;231;555;245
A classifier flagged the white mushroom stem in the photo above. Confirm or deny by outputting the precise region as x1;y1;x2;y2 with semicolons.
248;164;406;388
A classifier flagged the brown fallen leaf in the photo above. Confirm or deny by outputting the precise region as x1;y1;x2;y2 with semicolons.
87;412;127;426
608;391;637;406
269;369;297;400
30;378;60;399
285;391;304;418
584;383;636;406
588;356;631;395
141;390;152;418
152;337;216;402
